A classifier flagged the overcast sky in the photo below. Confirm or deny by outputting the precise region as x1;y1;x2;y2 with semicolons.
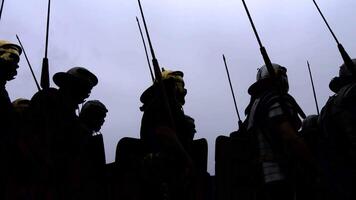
1;0;356;174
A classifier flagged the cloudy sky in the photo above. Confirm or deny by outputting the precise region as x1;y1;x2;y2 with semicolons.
1;0;356;174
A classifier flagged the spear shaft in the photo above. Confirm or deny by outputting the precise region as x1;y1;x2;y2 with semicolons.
307;61;319;115
136;16;154;82
222;54;242;127
0;0;4;23
241;0;275;79
40;0;51;89
312;0;355;76
138;0;175;128
16;35;41;91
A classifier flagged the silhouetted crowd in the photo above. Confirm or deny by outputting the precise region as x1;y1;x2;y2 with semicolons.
1;19;356;200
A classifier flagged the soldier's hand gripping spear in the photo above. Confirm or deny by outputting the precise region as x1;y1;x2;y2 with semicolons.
16;35;41;91
307;60;319;115
312;0;356;76
136;16;155;83
222;54;243;130
40;0;51;90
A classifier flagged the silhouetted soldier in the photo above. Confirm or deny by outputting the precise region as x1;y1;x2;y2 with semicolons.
30;67;98;200
0;40;22;199
244;64;314;200
79;100;108;200
139;69;200;200
296;115;321;200
318;59;356;200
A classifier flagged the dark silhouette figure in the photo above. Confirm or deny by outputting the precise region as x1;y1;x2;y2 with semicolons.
0;40;22;199
79;100;108;200
138;69;206;200
243;64;314;200
318;59;356;200
29;67;97;200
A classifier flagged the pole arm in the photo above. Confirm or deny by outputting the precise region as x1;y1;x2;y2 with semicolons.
137;0;175;129
40;0;51;89
307;61;319;115
0;0;4;23
223;54;242;126
16;35;41;91
136;16;155;82
241;0;275;79
312;0;355;76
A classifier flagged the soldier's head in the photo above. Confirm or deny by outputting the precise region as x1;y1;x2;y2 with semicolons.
0;40;22;83
161;68;187;106
12;98;30;114
248;63;289;95
329;59;356;93
53;67;98;104
79;100;108;133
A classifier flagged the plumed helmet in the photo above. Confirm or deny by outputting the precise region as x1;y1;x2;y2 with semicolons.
81;100;108;115
53;67;98;88
338;58;356;77
161;68;184;81
0;40;22;62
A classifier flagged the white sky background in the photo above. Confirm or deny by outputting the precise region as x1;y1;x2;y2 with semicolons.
1;0;356;174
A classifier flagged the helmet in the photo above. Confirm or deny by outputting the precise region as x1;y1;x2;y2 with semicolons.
0;40;22;63
338;58;356;77
53;67;98;88
161;68;184;81
161;68;185;92
81;100;108;115
256;63;289;92
256;63;287;80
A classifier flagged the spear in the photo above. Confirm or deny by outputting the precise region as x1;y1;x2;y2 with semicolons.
16;35;41;91
312;0;355;76
0;0;4;23
136;16;154;82
137;0;175;129
222;54;243;129
40;0;51;89
307;60;319;115
241;0;275;79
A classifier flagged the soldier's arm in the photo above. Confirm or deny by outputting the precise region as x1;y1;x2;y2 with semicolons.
274;120;316;168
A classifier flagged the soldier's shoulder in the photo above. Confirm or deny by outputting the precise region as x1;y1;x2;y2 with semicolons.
335;82;356;105
30;88;59;105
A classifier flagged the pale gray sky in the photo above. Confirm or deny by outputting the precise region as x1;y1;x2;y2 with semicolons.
1;0;356;174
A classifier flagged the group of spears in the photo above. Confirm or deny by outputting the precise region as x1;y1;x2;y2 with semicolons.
1;0;355;200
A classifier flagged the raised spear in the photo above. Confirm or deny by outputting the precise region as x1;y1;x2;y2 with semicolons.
137;0;175;128
0;0;4;23
241;0;275;78
136;16;154;82
312;0;355;75
16;34;41;91
307;60;319;115
40;0;51;89
222;54;243;129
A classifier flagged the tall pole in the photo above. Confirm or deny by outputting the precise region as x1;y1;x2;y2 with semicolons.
312;0;355;76
307;61;319;115
241;0;275;79
40;0;51;89
138;0;174;128
16;35;41;91
0;0;5;23
136;16;154;82
222;54;243;128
